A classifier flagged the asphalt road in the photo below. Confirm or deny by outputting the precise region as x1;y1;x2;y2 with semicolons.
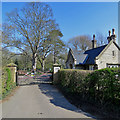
2;74;95;118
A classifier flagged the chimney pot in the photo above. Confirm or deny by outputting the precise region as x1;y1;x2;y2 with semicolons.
111;28;116;42
93;34;95;40
112;28;115;35
92;34;97;49
109;30;111;36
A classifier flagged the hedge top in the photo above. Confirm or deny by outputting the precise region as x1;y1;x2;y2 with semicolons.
7;63;17;67
59;69;93;72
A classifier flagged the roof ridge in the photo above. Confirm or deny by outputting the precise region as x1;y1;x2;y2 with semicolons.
85;44;107;52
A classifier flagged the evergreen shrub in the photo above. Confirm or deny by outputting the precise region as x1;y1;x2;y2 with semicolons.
1;67;16;99
58;68;120;105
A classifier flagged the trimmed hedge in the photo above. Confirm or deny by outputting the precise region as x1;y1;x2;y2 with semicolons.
58;69;92;93
85;68;120;104
58;68;120;105
1;67;16;99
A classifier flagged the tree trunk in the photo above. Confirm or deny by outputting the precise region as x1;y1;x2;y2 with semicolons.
53;51;56;64
32;53;37;73
37;57;44;72
42;59;45;72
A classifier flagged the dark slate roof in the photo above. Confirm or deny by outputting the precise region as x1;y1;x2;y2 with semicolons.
72;50;88;64
84;44;107;64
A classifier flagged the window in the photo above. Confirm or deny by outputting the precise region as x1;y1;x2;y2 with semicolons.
89;65;94;70
107;64;119;68
112;51;115;57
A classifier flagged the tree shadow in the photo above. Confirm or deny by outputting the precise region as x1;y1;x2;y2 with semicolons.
38;83;95;119
18;73;95;118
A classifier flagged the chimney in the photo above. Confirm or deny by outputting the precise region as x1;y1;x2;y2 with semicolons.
107;30;111;43
92;34;97;49
111;28;116;42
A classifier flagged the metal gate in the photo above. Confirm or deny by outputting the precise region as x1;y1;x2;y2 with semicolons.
17;73;52;86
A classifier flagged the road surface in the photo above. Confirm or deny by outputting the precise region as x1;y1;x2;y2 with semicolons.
2;73;95;118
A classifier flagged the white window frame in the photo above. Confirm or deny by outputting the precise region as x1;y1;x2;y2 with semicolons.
89;65;94;70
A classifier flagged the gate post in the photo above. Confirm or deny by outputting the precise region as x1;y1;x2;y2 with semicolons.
16;72;18;86
53;64;61;84
7;63;17;85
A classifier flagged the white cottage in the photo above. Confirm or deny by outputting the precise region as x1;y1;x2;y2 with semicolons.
66;29;120;70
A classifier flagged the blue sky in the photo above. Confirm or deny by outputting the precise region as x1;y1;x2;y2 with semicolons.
2;2;118;44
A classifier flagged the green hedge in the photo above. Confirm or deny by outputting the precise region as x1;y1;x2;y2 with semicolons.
1;67;16;99
58;68;120;105
85;68;120;104
58;69;92;93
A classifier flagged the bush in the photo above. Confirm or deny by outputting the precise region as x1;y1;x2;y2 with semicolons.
58;68;120;105
1;67;16;99
85;68;120;104
0;68;7;99
58;69;92;93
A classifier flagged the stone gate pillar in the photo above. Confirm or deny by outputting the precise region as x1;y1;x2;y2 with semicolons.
53;64;61;84
7;63;17;83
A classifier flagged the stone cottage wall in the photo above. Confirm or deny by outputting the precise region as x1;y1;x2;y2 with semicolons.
66;52;75;69
96;42;120;69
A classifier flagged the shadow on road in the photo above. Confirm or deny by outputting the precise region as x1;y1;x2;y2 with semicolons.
38;83;79;111
37;74;79;112
18;73;95;119
37;74;95;119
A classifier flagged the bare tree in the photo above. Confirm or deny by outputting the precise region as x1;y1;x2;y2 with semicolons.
95;32;107;46
2;2;57;72
68;35;92;52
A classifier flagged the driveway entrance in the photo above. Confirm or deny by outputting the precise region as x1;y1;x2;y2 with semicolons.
2;73;95;119
17;73;52;86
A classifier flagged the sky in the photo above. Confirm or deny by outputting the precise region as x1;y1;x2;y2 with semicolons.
2;2;119;44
